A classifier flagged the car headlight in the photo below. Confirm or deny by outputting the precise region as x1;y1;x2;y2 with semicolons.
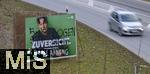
139;28;144;31
122;27;129;31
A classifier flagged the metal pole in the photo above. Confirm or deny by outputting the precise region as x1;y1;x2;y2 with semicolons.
138;35;143;56
134;64;137;74
135;33;143;74
65;6;69;13
134;64;140;74
103;39;107;74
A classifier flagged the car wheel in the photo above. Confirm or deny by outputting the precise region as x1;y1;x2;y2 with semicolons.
118;28;123;36
108;22;113;32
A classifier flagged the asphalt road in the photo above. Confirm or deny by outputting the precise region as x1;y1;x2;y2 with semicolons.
96;0;150;16
94;0;150;26
22;0;150;64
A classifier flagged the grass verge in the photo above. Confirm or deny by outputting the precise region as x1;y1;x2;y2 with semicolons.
144;0;150;2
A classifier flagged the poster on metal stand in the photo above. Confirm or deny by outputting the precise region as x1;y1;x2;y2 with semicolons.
25;14;77;60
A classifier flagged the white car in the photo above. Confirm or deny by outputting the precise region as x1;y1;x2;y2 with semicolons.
108;10;144;36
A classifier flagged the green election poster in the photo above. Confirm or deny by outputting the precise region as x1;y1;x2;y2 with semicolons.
25;14;77;60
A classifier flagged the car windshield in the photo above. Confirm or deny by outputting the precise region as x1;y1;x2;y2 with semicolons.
120;14;139;22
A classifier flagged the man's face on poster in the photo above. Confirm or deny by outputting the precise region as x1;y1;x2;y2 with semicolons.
38;18;48;35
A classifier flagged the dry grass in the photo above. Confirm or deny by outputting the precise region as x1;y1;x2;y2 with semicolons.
144;0;150;2
0;0;49;48
50;22;150;74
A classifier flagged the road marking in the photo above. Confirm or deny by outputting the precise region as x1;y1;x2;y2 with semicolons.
88;0;93;7
108;5;114;13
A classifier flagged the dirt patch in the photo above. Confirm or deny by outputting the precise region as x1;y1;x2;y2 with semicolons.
0;0;55;49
